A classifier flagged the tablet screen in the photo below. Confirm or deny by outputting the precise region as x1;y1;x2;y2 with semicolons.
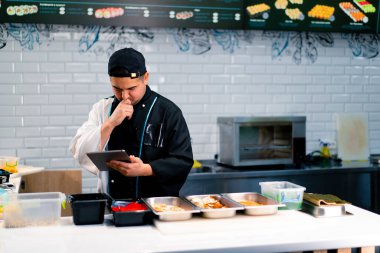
86;150;130;171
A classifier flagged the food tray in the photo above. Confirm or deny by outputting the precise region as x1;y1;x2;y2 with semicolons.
112;210;153;226
142;196;200;221
302;201;349;217
185;194;244;219
109;200;153;226
222;192;284;216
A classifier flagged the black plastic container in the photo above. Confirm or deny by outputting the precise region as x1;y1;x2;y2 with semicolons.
112;209;153;227
108;199;153;227
0;169;11;184
69;193;107;225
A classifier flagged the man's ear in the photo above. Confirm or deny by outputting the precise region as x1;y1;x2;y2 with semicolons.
143;72;149;84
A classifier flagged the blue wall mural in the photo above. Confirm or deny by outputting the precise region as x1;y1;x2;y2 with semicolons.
0;23;379;64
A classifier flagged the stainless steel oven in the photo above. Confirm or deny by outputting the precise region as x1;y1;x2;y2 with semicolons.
217;116;306;167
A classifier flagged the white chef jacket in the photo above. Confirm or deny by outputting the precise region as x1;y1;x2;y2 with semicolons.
69;97;113;193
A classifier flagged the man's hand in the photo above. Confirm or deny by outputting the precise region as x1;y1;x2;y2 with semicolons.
99;99;133;151
107;155;153;177
108;99;134;127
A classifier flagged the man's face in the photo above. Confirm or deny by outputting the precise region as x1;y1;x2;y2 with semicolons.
110;72;149;105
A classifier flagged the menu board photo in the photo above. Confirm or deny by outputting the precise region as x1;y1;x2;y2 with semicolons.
0;0;379;33
244;0;379;33
0;0;243;29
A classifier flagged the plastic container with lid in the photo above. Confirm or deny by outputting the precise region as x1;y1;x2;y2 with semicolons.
69;193;107;225
259;181;306;210
3;192;65;228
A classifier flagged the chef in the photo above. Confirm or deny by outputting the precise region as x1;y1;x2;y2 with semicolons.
69;48;193;199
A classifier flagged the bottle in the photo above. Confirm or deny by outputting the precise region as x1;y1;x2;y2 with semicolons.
319;139;331;158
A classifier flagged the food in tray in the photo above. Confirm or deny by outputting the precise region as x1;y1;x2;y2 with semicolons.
353;0;376;13
239;200;263;206
285;8;305;20
190;196;227;209
246;4;271;17
152;203;185;212
303;193;350;206
275;0;288;10
339;2;368;23
223;192;283;216
143;196;199;221
111;201;148;212
308;5;335;21
289;0;303;4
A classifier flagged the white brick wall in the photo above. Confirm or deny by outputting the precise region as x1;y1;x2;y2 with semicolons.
1;27;380;193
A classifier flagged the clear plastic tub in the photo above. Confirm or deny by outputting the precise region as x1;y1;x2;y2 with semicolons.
259;181;306;210
3;192;65;228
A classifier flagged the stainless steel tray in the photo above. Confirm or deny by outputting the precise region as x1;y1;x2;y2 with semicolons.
185;194;244;219
222;192;284;216
142;196;200;221
302;201;349;217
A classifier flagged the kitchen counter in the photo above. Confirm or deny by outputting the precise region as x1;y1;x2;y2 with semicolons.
188;160;379;178
182;160;380;213
1;205;380;253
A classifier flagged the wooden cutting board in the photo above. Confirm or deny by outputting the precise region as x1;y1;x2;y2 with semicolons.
336;113;369;161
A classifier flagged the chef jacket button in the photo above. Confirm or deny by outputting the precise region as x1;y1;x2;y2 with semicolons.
142;104;145;108
111;180;114;183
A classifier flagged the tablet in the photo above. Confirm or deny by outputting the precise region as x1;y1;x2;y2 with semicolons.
87;150;131;171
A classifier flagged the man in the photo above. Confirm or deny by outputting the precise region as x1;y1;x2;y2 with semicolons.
69;48;193;199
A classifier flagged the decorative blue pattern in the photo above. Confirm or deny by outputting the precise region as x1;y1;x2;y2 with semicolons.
263;31;334;64
6;23;55;50
211;29;254;53
0;24;7;49
79;26;101;53
169;28;253;54
0;24;379;63
170;28;211;54
342;33;379;58
79;26;154;56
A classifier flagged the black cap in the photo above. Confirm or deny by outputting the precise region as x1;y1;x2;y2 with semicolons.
108;48;147;78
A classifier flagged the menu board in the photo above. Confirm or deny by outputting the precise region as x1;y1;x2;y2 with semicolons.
244;0;380;33
0;0;379;33
0;0;243;29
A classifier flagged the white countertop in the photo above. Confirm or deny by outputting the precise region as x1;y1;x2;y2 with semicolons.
1;205;380;253
9;165;45;179
8;165;45;192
